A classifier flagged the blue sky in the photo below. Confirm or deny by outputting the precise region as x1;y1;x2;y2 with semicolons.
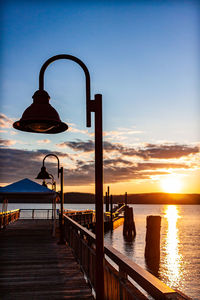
0;0;199;193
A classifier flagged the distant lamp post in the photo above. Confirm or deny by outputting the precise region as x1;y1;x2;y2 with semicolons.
36;153;64;243
13;54;104;300
42;173;56;191
48;174;56;191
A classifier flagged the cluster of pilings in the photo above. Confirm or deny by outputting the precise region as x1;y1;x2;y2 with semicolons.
105;186;112;213
104;186;113;230
121;192;136;241
122;192;161;275
105;189;161;275
123;205;136;241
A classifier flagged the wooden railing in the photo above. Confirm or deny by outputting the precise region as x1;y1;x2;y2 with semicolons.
104;204;125;221
19;209;57;219
64;210;95;227
64;214;189;300
0;209;20;229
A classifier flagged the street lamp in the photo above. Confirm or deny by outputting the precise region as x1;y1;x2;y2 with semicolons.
36;153;64;243
13;54;104;300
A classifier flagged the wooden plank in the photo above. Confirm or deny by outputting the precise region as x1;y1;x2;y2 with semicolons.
0;219;94;299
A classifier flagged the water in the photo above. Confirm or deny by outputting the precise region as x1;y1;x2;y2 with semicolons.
104;205;200;299
2;203;200;299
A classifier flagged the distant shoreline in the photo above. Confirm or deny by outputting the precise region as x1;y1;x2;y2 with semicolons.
1;192;199;204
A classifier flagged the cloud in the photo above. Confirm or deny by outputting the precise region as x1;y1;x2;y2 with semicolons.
103;128;144;141
68;127;91;136
102;159;190;183
0;139;199;187
56;139;199;160
57;139;124;153
0;139;16;147
37;139;51;144
135;144;199;159
10;131;18;135
0;148;70;184
57;139;94;152
64;158;191;186
0;114;13;128
36;149;70;159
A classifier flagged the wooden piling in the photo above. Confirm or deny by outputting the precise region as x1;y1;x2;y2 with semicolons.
145;215;161;275
123;206;136;241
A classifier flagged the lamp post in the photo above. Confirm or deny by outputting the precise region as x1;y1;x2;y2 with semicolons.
47;174;57;191
13;54;104;299
36;153;64;243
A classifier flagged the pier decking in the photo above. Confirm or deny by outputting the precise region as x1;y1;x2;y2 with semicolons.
0;220;94;299
0;210;191;300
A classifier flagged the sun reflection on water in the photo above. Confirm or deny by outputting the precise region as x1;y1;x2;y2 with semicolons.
164;205;182;286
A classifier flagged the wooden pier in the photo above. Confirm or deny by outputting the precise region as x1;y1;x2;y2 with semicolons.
0;209;191;300
0;219;94;299
64;214;191;300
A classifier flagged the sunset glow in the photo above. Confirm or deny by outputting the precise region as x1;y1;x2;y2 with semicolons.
161;176;182;193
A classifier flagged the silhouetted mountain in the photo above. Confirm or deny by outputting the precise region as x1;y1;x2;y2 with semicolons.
1;191;199;204
64;192;200;205
64;192;94;203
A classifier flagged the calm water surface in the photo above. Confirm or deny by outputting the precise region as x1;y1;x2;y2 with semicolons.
3;203;200;299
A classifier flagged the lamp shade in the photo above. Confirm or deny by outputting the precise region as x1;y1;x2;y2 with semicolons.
13;90;68;134
36;166;51;180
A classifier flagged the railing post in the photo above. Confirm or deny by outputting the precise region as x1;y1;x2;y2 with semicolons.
79;231;83;265
3;214;5;228
119;266;128;300
110;194;113;230
59;166;65;244
119;267;127;280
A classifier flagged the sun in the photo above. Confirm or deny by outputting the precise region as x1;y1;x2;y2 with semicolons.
160;176;182;193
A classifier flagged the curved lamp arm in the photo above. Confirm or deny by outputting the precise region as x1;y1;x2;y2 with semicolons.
39;54;93;127
42;153;60;178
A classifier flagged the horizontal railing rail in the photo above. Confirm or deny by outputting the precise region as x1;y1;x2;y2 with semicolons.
0;209;20;229
64;214;189;300
19;208;57;219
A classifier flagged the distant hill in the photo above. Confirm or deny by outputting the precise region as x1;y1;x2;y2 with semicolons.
112;193;200;205
65;192;95;203
65;192;200;205
1;191;199;204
